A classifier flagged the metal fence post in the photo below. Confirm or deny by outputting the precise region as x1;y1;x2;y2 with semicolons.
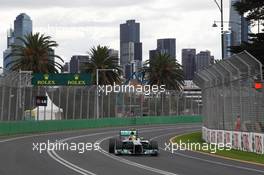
129;92;132;116
29;86;33;120
148;94;151;116
161;93;164;115
169;91;171;115
177;93;180;116
122;92;125;117
51;89;54;120
58;87;61;118
73;87;76;119
8;87;12;121
1;86;5;120
239;80;243;124
154;94;157;116
44;87;47;121
65;87;69;120
108;92;110;117
80;88;83;119
15;87;19;120
140;95;142;117
94;88;97;119
87;88;90;119
101;91;104;118
37;87;40;121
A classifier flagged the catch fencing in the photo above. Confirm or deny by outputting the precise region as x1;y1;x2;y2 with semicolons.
194;51;264;133
0;70;201;121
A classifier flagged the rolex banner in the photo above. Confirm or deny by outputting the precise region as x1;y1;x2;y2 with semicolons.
31;73;92;86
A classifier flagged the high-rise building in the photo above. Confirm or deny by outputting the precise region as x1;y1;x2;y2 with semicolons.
3;29;14;69
7;28;15;47
157;38;176;59
195;51;214;71
14;13;32;46
108;49;119;59
120;20;142;78
62;62;69;73
149;38;176;59
149;49;158;59
70;55;89;73
3;29;15;70
48;49;56;70
120;42;134;65
223;31;232;58
182;49;196;80
3;13;32;70
120;20;140;43
134;42;142;61
3;48;12;69
229;0;248;46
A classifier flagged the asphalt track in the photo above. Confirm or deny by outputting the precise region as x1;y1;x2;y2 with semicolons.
0;124;263;175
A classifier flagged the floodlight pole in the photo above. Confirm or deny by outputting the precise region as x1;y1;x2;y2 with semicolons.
214;0;224;60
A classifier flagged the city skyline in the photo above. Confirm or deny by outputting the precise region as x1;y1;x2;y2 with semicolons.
0;0;232;67
3;13;33;70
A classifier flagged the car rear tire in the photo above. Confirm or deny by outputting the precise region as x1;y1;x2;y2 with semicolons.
109;138;115;153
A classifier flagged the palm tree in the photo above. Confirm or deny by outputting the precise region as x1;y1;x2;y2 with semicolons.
85;45;122;85
142;53;184;91
7;32;63;73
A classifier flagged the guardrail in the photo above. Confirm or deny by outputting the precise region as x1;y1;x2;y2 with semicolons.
0;115;202;135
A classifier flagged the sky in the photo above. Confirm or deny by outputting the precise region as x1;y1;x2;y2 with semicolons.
0;0;231;67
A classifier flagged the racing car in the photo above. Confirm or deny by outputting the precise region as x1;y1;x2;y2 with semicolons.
108;129;159;156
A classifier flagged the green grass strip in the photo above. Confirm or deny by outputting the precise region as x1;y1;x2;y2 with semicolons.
172;132;264;165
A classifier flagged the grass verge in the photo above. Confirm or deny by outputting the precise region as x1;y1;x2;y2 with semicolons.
171;132;264;165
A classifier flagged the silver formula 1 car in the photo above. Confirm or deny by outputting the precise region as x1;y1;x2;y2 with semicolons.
108;130;159;156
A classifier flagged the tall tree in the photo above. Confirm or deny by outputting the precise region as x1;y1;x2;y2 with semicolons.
8;33;63;73
142;53;184;91
85;45;122;85
230;1;264;64
233;0;264;26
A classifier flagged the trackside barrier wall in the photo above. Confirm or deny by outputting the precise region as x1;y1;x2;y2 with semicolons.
202;127;264;154
0;115;202;135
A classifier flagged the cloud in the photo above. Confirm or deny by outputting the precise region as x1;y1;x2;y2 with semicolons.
0;0;154;9
0;0;229;67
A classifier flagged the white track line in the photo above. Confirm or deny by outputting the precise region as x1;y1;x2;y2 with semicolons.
48;132;115;175
95;128;200;175
48;149;97;175
49;126;196;175
96;136;178;175
4;125;263;174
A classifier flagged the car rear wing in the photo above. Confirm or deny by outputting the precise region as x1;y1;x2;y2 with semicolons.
120;130;138;137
